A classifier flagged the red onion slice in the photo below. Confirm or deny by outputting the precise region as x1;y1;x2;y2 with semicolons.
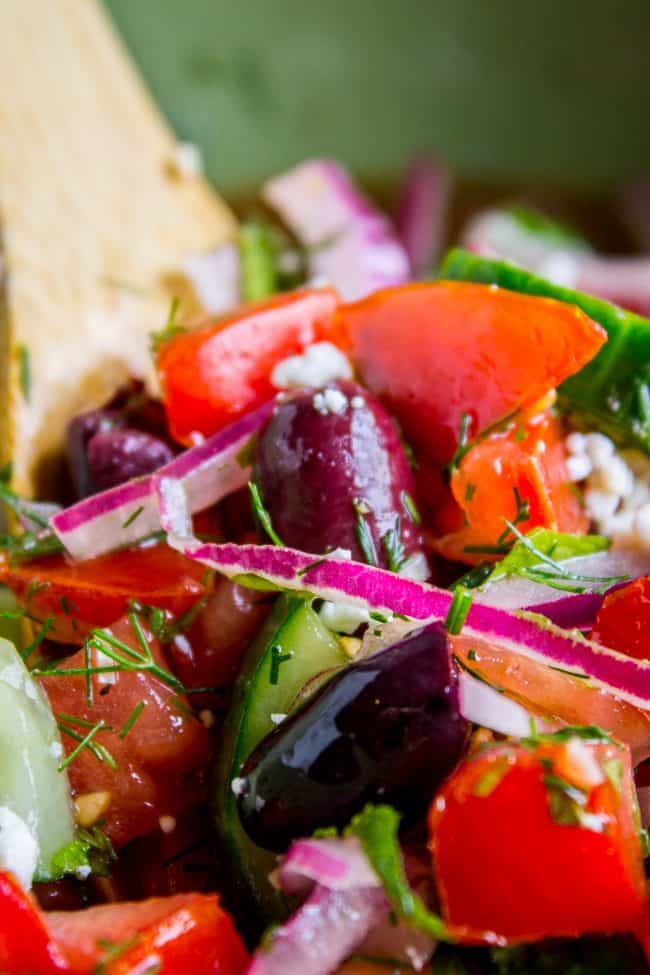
50;402;273;559
251;835;435;975
246;885;388;975
262;159;410;301
277;837;378;895
395;157;452;276
173;541;650;710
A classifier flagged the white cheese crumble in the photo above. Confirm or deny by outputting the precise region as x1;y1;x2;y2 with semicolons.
0;807;39;890
270;713;287;726
271;342;353;390
75;864;92;881
313;387;349;416
319;600;370;634
231;776;247;797
566;431;650;548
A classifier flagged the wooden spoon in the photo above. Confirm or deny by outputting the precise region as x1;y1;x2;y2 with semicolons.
0;0;236;497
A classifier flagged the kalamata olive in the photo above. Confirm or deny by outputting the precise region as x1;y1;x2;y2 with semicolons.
236;621;468;851
86;428;175;493
66;409;124;498
254;382;425;571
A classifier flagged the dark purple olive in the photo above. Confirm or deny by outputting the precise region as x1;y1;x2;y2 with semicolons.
254;382;425;571
237;622;468;851
66;409;125;498
86;428;175;493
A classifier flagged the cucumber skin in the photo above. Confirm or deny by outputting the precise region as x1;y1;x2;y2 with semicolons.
440;248;650;453
214;596;346;932
0;638;75;880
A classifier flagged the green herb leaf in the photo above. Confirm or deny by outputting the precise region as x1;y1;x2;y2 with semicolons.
249;481;284;546
238;221;279;301
346;804;453;942
118;701;146;739
50;826;116;880
400;491;422;526
150;296;185;355
473;759;511;797
353;498;378;567
269;643;293;685
445;411;473;474
444;586;473;636
381;516;407;574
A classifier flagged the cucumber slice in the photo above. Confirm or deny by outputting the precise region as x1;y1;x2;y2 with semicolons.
0;638;75;880
215;596;347;929
440;248;650;453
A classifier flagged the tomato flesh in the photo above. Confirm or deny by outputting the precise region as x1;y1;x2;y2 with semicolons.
39;616;210;848
0;872;69;974
158;287;342;444
592;576;650;660
432;410;587;564
0;544;208;643
45;893;248;975
339;281;606;464
429;738;646;943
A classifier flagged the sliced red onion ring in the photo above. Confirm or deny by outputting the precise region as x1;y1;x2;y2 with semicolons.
252;835;435;975
50;402;273;560
277;837;379;896
183;242;241;315
262;159;410;301
475;547;647;628
246;885;388;975
462;207;650;314
395;157;452;276
173;541;650;710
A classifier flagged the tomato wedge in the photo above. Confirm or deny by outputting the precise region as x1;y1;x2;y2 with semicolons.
432;410;587;564
0;544;209;644
592;576;650;660
39;616;210;848
0;871;69;974
450;631;650;764
158;287;343;444
429;735;646;943
338;281;606;464
45;892;248;975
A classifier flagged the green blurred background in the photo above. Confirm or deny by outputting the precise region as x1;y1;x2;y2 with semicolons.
105;0;650;193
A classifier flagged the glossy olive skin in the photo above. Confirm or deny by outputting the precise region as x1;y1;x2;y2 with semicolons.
254;382;424;568
237;622;468;851
66;409;124;498
67;410;174;498
86;428;174;492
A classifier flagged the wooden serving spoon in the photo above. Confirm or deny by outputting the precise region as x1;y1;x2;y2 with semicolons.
0;0;236;497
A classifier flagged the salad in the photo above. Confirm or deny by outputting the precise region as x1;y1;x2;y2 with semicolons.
0;157;649;975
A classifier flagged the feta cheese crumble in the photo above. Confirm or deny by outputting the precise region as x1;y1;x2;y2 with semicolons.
313;387;349;416
271;342;353;390
319;600;370;634
0;807;39;890
566;431;650;549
